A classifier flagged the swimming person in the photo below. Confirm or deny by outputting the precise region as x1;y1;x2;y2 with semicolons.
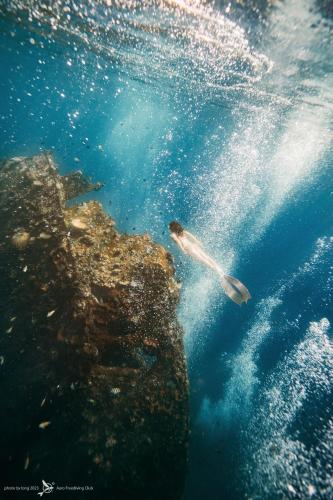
169;221;251;305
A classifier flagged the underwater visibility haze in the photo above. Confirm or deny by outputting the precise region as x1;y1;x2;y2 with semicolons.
0;0;333;498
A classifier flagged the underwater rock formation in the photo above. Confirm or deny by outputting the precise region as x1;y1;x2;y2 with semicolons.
0;153;188;499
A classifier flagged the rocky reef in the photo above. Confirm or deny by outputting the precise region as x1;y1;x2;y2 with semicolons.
0;153;188;499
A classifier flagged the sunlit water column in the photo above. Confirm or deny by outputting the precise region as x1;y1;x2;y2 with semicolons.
185;0;333;498
180;0;333;354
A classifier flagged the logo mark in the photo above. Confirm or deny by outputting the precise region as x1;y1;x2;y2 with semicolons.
37;480;54;496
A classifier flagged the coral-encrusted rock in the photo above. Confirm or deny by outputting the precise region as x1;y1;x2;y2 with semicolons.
0;153;188;499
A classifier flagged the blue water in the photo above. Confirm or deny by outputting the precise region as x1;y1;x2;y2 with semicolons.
1;0;333;498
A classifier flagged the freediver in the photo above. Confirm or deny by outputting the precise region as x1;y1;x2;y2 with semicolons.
169;221;251;305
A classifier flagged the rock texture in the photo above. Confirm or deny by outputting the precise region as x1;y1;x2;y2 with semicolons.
0;153;188;499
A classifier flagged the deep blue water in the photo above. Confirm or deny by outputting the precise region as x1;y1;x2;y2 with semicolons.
1;0;333;498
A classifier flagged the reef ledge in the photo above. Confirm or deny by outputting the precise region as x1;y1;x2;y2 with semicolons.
0;153;189;499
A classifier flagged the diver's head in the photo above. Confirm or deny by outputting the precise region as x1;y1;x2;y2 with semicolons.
169;221;184;235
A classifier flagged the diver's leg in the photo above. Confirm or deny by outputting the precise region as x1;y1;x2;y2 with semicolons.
187;245;222;274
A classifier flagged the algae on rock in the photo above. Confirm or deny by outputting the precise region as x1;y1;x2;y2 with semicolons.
0;153;188;499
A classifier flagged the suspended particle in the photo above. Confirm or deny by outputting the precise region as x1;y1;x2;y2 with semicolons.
38;421;51;429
